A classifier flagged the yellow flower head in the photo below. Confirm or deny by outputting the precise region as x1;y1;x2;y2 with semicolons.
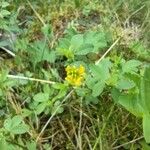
65;65;85;86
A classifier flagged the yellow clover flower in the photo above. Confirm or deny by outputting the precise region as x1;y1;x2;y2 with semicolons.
65;65;85;86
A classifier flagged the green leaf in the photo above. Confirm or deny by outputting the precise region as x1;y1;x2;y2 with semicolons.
35;102;47;115
57;30;108;56
33;93;49;102
57;38;70;49
22;109;32;117
92;81;105;97
1;2;10;8
58;48;74;59
111;88;143;117
0;10;10;17
84;31;107;50
76;44;94;55
71;34;83;49
111;88;121;103
122;60;142;73
76;31;107;55
116;79;135;90
11;115;23;128
52;83;67;90
52;101;64;114
85;95;99;105
119;94;143;116
29;40;56;65
90;58;112;81
140;67;150;112
11;124;29;134
86;58;111;97
4;115;29;134
118;95;144;117
26;141;37;150
143;114;150;143
46;50;56;63
4;118;12;131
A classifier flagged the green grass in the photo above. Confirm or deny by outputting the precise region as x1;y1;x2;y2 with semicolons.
0;0;150;149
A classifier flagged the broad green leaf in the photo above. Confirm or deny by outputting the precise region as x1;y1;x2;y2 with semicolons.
52;101;64;114
111;88;143;117
52;83;67;90
143;114;150;143
85;75;98;89
4;118;12;131
75;87;89;97
116;79;135;90
90;58;112;81
30;40;56;65
4;116;29;134
0;10;10;17
33;93;49;102
58;48;74;59
84;31;107;50
89;65;101;79
57;30;108;56
56;90;67;99
119;94;143;116
22;109;32;117
26;141;37;150
85;95;99;105
11;115;23;128
11;124;29;134
1;2;10;8
35;102;47;115
140;67;150;112
111;88;121;103
57;38;70;49
46;51;56;63
71;34;83;49
86;58;111;96
76;44;94;55
81;31;107;54
92;81;105;97
122;60;142;73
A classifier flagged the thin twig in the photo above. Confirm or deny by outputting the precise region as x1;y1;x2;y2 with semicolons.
93;105;115;150
124;5;145;25
69;107;78;149
27;0;45;26
1;46;16;57
7;74;56;84
36;90;74;142
57;117;76;149
78;98;83;150
112;136;144;149
84;134;93;150
95;37;120;65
